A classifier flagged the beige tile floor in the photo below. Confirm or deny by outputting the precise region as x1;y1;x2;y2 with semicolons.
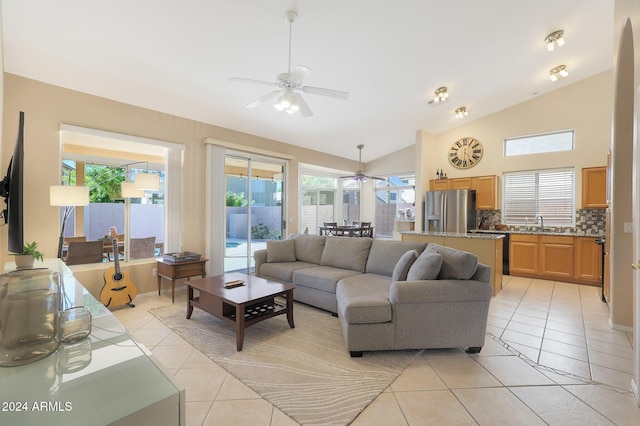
113;275;640;425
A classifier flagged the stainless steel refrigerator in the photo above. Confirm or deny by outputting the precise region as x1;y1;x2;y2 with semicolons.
424;189;476;233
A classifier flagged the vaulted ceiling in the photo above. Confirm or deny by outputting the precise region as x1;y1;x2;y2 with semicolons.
1;0;614;162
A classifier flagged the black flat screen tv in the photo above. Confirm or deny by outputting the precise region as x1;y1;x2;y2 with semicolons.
1;111;25;254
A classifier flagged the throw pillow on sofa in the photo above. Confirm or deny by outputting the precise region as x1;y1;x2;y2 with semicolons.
320;236;372;272
392;250;419;281
291;234;326;264
266;239;296;263
407;245;443;281
431;244;479;280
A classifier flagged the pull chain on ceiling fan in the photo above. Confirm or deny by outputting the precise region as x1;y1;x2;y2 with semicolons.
229;10;349;117
340;145;385;182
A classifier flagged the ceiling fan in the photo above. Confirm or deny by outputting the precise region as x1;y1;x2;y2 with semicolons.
340;145;385;182
229;10;348;117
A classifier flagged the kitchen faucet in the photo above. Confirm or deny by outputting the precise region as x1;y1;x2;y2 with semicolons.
537;215;544;231
524;217;529;231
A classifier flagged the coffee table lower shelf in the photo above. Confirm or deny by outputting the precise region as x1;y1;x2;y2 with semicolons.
190;297;287;324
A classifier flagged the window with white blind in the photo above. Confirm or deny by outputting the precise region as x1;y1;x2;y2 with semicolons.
502;168;575;226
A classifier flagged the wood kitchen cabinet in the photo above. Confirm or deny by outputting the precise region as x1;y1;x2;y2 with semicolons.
473;175;498;210
539;235;574;280
510;234;601;285
429;179;451;191
574;237;602;284
428;175;499;209
509;234;539;275
582;166;607;208
451;177;473;189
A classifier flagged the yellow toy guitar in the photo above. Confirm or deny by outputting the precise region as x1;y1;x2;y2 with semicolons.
100;227;137;308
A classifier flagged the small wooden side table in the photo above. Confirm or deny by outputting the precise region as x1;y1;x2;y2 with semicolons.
156;258;208;303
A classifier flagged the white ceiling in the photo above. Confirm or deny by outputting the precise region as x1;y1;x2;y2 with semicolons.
1;0;614;163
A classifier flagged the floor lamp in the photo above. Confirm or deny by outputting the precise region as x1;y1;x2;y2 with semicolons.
49;186;90;258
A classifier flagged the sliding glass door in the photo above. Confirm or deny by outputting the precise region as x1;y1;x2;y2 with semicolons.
224;154;285;273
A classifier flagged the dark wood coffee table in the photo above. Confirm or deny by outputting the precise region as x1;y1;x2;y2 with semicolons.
186;272;294;351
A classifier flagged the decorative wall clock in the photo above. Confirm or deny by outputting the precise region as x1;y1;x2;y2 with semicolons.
448;137;483;169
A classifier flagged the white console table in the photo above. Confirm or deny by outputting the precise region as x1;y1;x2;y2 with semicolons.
0;259;185;426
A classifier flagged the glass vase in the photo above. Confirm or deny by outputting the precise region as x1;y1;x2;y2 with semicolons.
0;269;61;367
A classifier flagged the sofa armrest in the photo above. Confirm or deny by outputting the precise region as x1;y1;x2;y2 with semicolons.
389;279;492;304
254;249;267;277
471;263;491;283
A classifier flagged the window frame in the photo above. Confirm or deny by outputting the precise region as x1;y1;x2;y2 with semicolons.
504;130;574;157
59;124;184;263
374;175;416;239
502;167;575;227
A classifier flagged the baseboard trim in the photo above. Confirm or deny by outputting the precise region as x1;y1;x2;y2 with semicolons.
608;317;634;333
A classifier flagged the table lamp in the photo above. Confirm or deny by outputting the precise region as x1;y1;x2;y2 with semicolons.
50;185;90;258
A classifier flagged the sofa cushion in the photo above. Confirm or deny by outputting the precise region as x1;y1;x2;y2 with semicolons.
320;236;372;272
259;261;317;282
431;244;478;280
293;266;362;293
392;250;419;281
365;240;427;276
290;234;326;264
266;240;296;263
336;274;392;324
407;245;443;281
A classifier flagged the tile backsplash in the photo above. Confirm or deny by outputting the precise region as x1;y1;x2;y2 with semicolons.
476;209;606;235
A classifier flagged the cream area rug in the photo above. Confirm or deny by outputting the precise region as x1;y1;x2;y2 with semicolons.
149;301;420;425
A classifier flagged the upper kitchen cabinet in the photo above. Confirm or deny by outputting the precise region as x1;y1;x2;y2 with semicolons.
429;179;451;191
450;177;473;189
428;175;499;210
473;175;499;210
581;166;607;208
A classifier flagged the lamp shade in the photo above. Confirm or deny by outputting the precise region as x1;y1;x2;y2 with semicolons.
121;182;145;198
49;185;89;206
134;173;160;190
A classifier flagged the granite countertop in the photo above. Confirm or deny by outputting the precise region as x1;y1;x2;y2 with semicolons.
471;229;605;238
402;231;505;240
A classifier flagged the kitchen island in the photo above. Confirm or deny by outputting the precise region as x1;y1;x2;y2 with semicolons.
401;232;505;296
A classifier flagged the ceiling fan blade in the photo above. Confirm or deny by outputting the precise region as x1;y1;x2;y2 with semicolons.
368;176;386;181
229;77;278;87
245;91;280;109
294;93;313;117
289;65;311;85
340;175;356;179
302;86;349;100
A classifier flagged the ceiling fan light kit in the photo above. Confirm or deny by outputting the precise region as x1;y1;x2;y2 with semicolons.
229;10;348;117
340;145;385;182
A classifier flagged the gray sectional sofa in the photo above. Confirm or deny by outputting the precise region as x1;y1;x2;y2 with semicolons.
254;233;492;357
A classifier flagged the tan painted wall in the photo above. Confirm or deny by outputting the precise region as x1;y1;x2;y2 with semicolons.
0;73;358;297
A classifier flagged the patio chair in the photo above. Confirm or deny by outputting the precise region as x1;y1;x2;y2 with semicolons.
356;222;373;237
130;236;156;259
64;236;87;244
65;241;105;265
323;222;342;236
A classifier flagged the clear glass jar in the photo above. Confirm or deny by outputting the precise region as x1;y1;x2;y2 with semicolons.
0;269;61;367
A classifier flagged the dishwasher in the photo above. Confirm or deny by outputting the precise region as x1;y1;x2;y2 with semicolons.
474;231;510;275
